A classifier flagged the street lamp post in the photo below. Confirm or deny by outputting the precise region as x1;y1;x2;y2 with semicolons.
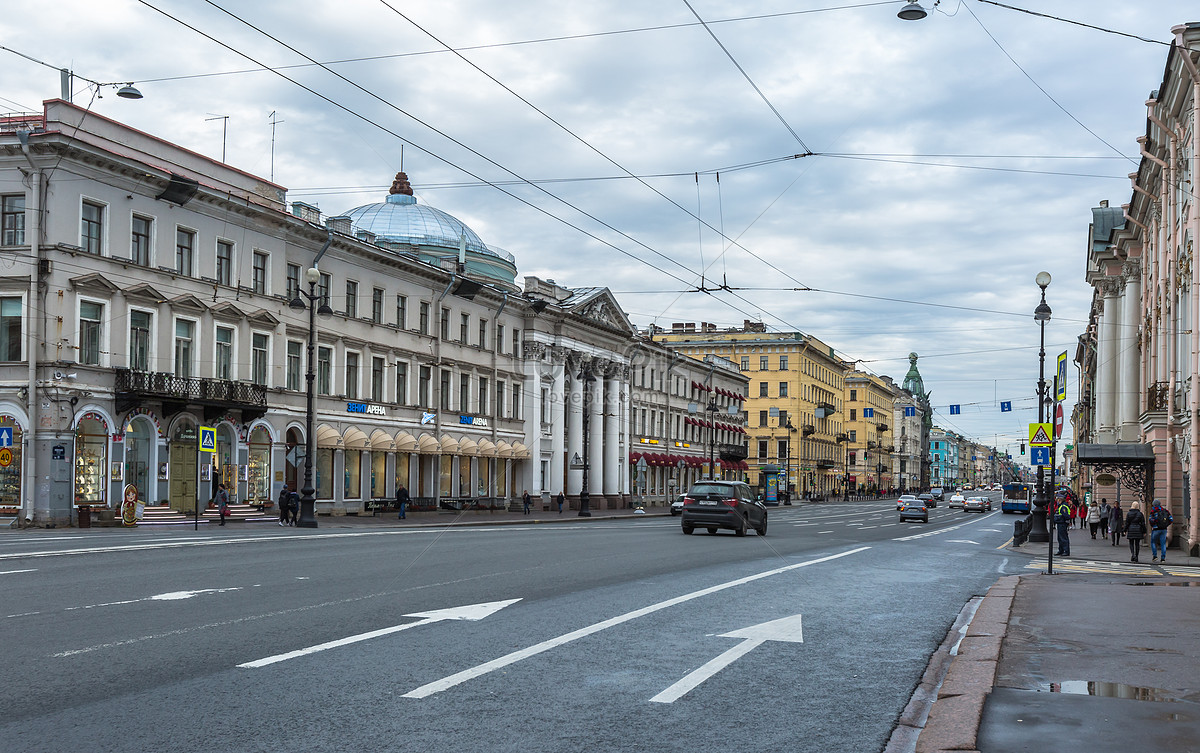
707;396;719;479
289;266;332;528
1029;271;1053;544
784;420;796;504
578;364;594;517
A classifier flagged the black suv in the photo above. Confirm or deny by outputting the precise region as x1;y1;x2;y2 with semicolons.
680;481;767;536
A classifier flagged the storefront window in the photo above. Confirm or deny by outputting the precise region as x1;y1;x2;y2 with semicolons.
459;456;470;497
395;453;410;495
439;455;452;497
0;415;23;507
478;457;492;497
75;414;108;507
345;450;362;499
496;460;508;500
248;426;271;503
370;451;386;498
316;448;332;499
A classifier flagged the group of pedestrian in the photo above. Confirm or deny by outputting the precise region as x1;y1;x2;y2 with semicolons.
1053;496;1174;563
276;484;300;526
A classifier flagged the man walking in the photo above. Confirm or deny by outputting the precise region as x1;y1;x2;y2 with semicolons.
522;490;532;515
556;491;565;514
278;483;291;526
1054;496;1071;557
1149;499;1173;562
216;483;230;526
396;484;409;520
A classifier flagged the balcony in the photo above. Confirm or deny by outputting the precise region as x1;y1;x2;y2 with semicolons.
116;369;268;421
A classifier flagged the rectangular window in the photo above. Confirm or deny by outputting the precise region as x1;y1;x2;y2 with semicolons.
496;324;505;354
459;373;470;412
345;281;358;318
216;240;233;286
849;389;857;402
850;409;857;421
0;297;21;361
779;410;788;426
317;346;332;395
511;384;520;419
129;310;151;371
478;318;488;350
419;302;430;334
371;356;385;401
131;215;152;265
741;356;749;371
81;200;104;255
215;326;233;380
478;377;488;416
1;195;24;246
252;251;268;294
371;288;383;323
759;409;768;426
496;381;505;418
251;333;268;386
286;263;301;299
418;365;431;407
440;308;450;340
760;356;768;371
174;319;194;377
849;430;857;443
396;362;408;405
286;341;301;391
759;382;768;398
512;328;520;356
779;355;788;370
396;295;408;329
779;382;788;397
176;228;194;276
345;352;359;399
778;440;788;461
318;273;331;307
757;440;768;460
440;369;451;410
79;301;103;365
460;312;470;343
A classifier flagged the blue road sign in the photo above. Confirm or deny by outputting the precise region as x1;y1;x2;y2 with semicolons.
0;427;11;447
1031;446;1051;467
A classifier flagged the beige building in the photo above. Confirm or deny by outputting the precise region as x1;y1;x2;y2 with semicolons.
844;371;900;494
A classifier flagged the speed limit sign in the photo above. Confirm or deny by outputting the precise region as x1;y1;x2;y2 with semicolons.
0;447;11;467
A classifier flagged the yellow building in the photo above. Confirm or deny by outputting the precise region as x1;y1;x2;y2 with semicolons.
844;371;900;495
653;322;845;498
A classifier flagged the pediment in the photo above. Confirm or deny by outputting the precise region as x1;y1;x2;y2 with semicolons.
168;293;208;313
248;309;280;327
70;273;120;296
570;288;635;336
123;283;166;304
211;302;247;322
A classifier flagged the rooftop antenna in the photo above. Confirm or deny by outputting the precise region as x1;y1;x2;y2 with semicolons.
268;111;283;182
205;114;229;163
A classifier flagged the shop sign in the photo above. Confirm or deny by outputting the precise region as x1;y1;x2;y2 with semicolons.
52;445;66;460
459;415;488;427
347;402;386;416
421;412;436;425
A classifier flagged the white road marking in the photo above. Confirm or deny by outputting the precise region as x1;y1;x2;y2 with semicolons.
650;614;804;703
402;547;869;699
0;568;36;575
947;540;981;545
818;530;834;534
61;587;243;613
240;599;521;668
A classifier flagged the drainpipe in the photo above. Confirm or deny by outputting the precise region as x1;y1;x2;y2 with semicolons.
433;273;455;509
17;130;40;526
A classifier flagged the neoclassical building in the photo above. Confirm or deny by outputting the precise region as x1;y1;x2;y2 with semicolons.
893;353;932;493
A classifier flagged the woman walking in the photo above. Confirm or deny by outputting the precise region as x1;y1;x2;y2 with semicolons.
1124;501;1147;563
1109;500;1123;546
1086;501;1101;539
1099;498;1110;538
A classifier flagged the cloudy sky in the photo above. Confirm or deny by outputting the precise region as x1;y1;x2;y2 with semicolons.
2;0;1194;460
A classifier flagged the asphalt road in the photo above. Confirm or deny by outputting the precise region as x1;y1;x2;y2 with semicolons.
1;493;1017;752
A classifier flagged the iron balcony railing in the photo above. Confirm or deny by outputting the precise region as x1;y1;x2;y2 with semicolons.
115;369;267;407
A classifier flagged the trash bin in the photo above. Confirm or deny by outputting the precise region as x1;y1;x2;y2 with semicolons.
77;505;91;528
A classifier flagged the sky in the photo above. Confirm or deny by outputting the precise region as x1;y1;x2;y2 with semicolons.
2;0;1195;463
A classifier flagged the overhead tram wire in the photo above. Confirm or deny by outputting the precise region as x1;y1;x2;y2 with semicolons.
141;1;769;327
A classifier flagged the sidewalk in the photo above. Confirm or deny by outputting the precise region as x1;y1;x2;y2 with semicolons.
908;523;1200;753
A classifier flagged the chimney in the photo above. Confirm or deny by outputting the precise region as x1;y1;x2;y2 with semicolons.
685;323;697;332
672;322;686;332
326;215;352;235
291;201;321;224
1099;200;1109;207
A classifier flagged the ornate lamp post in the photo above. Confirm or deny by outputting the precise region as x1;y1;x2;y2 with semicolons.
707;395;719;479
1029;271;1053;543
577;363;594;517
289;266;333;528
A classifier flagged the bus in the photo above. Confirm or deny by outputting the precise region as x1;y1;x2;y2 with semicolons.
1001;482;1033;514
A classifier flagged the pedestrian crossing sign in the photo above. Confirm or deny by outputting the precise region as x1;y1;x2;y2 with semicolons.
199;426;217;453
1029;423;1052;446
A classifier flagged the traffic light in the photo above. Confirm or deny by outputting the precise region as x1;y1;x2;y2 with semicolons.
1020;443;1026;455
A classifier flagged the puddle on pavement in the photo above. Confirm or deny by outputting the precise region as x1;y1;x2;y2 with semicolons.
1039;681;1192;703
1127;581;1200;587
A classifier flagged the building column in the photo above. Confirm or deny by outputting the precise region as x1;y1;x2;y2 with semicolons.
588;368;604;509
567;367;583;497
1119;260;1142;442
550;363;566;498
603;369;621;504
1095;278;1121;443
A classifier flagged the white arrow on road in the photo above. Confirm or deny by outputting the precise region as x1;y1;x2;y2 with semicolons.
238;598;521;669
650;614;805;704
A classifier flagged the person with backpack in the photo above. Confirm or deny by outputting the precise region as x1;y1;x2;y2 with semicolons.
1148;499;1174;562
287;489;300;526
278;484;291;526
1124;501;1147;563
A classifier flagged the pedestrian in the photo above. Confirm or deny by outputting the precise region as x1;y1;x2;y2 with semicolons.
216;483;229;526
278;483;291;526
1086;501;1101;539
396;484;409;520
1054;496;1071;557
1109;500;1123;546
1124;501;1147;563
287;490;300;525
556;491;564;514
522;489;531;515
1074;500;1086;529
1099;498;1110;538
1148;499;1174;563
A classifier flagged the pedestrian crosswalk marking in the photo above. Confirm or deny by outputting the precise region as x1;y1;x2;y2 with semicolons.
1023;558;1158;575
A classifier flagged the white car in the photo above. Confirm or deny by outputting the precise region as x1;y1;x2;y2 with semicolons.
948;494;966;509
897;494;918;511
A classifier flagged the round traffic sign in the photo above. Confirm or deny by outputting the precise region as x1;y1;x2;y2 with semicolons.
0;447;10;467
1054;403;1064;438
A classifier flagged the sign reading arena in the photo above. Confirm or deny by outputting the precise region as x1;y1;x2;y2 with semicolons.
347;402;386;415
459;415;488;427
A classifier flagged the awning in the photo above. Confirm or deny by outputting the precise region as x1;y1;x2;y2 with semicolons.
395;431;417;452
369;429;394;450
416;433;440;454
439;435;459;454
495;440;513;457
476;438;497;457
511;442;531;459
342;427;370;450
457;436;479;456
315;424;341;448
1075;442;1154;506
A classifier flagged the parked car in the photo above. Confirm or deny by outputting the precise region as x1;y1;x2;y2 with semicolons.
897;494;918;511
899;499;929;523
670;495;685;516
918;492;937;508
680;481;767;536
963;496;990;513
948;494;966;509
